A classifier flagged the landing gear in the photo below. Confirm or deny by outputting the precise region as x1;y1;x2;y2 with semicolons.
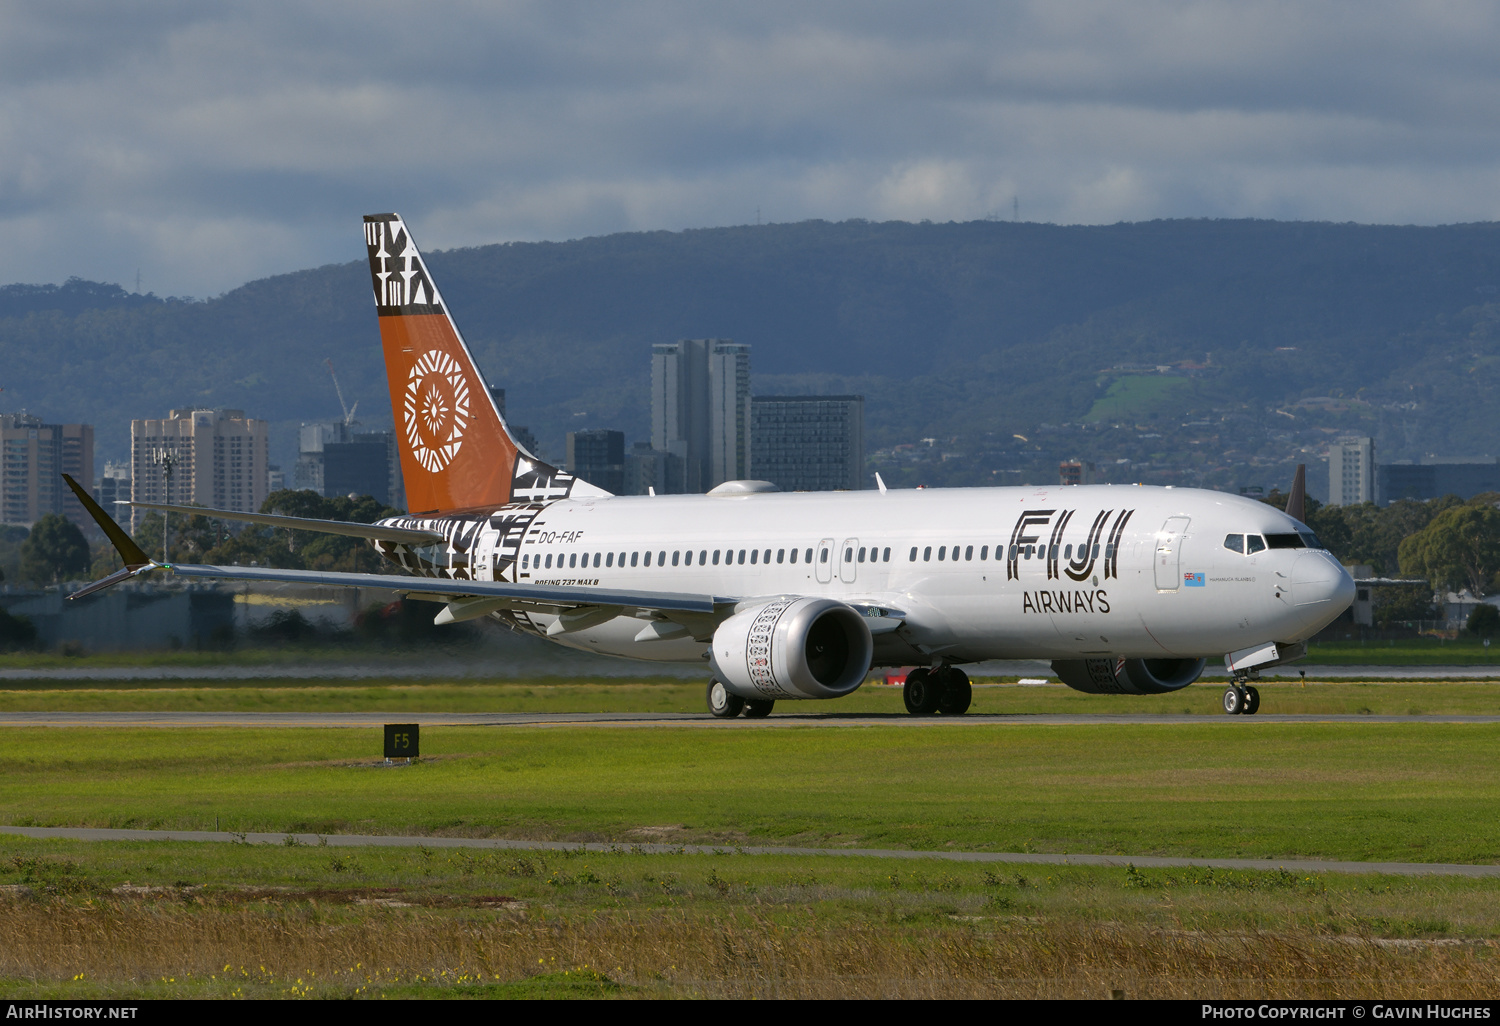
904;666;972;715
903;667;941;715
743;699;775;718
936;667;973;715
1222;679;1262;715
707;679;744;718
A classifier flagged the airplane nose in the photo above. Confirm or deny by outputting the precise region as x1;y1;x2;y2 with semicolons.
1290;552;1355;612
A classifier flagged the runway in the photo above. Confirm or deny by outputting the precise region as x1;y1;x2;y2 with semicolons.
4;711;1500;728
2;825;1496;879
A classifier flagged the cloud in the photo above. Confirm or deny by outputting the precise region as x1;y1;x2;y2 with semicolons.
2;1;1500;295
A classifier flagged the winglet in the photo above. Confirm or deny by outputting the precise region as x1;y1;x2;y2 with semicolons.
61;473;157;600
63;474;149;567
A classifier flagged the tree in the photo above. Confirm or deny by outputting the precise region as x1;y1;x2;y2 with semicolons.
1467;603;1500;637
18;514;90;585
1398;502;1500;597
0;606;37;649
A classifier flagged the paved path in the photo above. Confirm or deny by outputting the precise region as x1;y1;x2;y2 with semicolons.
2;825;1494;879
2;710;1499;728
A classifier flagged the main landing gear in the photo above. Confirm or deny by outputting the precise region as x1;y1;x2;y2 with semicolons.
707;679;775;719
1222;678;1261;715
903;666;972;716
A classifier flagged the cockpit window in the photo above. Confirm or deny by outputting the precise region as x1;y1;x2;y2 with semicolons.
1298;531;1325;549
1245;535;1266;554
1265;533;1305;549
1223;534;1244;554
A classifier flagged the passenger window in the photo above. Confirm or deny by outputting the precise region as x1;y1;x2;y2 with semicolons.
545;554;553;569
844;547;852;562
606;553;613;567
569;554;577;569
699;550;707;565
751;549;759;565
659;551;667;565
672;551;680;566
1224;534;1244;554
965;545;973;560
909;547;918;561
620;551;627;566
1092;544;1100;559
594;553;601;568
1104;544;1114;559
858;547;866;563
777;549;785;563
1246;535;1266;554
764;549;771;564
883;547;891;561
938;546;946;561
1064;544;1072;559
789;549;797;564
923;546;932;561
643;551;651;566
739;549;747;564
1024;546;1032;560
631;552;638;567
819;548;828;564
713;550;720;565
805;548;813;563
980;545;988;560
521;554;529;570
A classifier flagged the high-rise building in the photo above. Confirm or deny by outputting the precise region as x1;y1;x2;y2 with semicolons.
750;396;864;492
566;430;626;494
625;442;686;496
294;421;403;507
1059;460;1096;486
130;409;268;528
1328;437;1374;506
651;338;751;491
1377;457;1500;505
94;461;131;517
0;414;94;529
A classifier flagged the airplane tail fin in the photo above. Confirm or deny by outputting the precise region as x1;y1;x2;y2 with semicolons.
362;213;606;512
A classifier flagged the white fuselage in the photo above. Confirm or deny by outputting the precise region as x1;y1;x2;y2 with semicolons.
376;483;1354;667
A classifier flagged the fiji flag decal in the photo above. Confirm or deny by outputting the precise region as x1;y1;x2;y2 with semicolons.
1184;572;1205;587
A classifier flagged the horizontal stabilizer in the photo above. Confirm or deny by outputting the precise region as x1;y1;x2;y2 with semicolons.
129;501;445;546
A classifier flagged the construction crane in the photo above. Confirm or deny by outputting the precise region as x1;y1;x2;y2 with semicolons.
325;358;359;426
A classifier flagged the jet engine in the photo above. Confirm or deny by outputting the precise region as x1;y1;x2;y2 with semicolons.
1051;657;1206;695
711;597;873;700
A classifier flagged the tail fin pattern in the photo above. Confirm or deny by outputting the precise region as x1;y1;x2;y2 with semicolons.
362;214;606;512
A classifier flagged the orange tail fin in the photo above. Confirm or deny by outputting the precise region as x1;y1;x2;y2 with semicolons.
362;214;606;512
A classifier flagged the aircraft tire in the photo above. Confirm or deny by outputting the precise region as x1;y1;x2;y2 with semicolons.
1243;685;1261;715
936;668;973;715
1222;686;1244;715
708;679;745;718
743;699;775;718
903;668;941;715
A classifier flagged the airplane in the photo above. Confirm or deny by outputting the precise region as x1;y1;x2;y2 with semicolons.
66;213;1356;719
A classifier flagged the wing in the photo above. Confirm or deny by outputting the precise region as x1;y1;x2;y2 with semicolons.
68;474;729;634
128;500;444;546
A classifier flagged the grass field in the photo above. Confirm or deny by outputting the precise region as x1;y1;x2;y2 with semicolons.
2;836;1496;999
1307;636;1500;666
4;721;1500;864
0;678;1496;716
3;677;1499;998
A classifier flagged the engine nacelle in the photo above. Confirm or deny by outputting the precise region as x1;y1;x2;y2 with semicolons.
711;598;873;700
1052;657;1206;695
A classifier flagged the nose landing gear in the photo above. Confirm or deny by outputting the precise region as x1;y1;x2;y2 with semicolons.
1222;678;1261;715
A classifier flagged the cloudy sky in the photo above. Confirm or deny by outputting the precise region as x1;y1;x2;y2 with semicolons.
4;1;1500;297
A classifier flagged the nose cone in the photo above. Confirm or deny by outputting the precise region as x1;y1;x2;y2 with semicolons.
1289;552;1356;631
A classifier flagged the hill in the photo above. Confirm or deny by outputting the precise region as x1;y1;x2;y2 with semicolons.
3;218;1500;494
